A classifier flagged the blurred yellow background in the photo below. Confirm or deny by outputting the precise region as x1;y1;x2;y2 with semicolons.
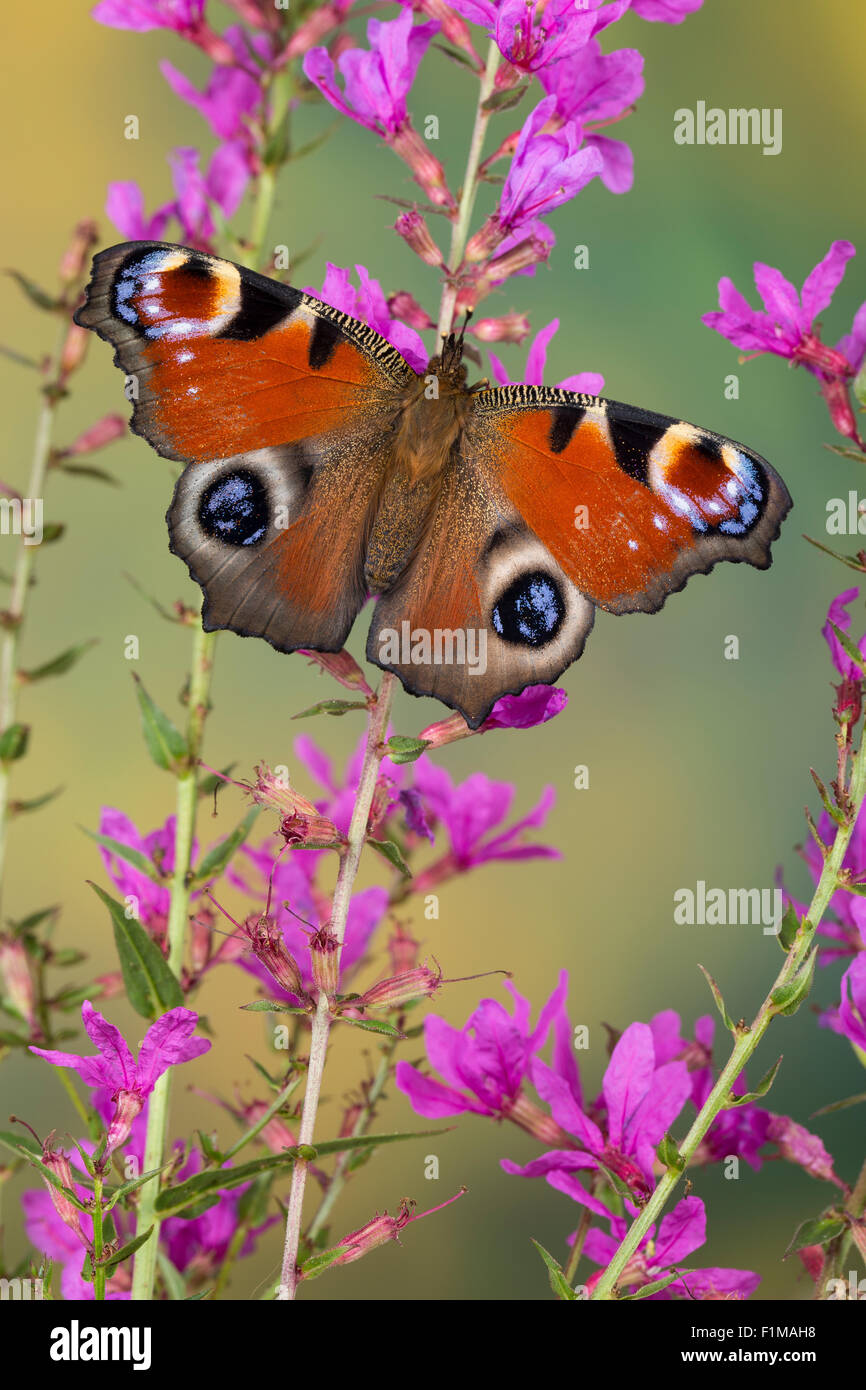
2;0;866;1299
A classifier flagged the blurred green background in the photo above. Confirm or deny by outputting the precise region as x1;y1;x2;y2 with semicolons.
2;0;865;1300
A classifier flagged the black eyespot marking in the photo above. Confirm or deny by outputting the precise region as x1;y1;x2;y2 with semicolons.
492;571;565;647
549;406;584;455
307;316;343;370
220;276;297;340
198;469;269;547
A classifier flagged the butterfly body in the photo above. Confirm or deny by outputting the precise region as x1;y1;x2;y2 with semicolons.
76;242;792;726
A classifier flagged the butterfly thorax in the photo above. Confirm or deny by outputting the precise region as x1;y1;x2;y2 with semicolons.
390;348;472;487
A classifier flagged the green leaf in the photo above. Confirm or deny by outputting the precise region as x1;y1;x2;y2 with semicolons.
803;534;866;573
727;1055;783;1108
481;80;531;114
777;903;800;952
0;343;42;369
198;763;235;799
98;1226;154;1276
656;1132;684;1171
697;963;737;1033
157;1250;187;1301
0;723;29;762
853;361;866;410
10;786;63;815
39;522;65;544
809;768;845;828
192;806;260;884
19;640;97;682
770;946;818;1017
337;1016;405;1038
6;269;61;311
54;461;119;485
367;836;411;878
155;1129;448;1216
829;621;866;677
240;999;309;1015
623;1271;683;1300
237;1171;274;1226
103;1167;166;1212
824;444;866;463
531;1240;577;1301
812;1090;866;1117
432;40;478;70
593;1160;635;1204
132;674;188;771
292;699;368;719
385;735;431;766
83;828;163;883
298;1247;344;1282
89;881;183;1019
784;1215;845;1258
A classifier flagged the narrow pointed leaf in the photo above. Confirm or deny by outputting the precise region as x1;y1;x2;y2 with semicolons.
89;881;183;1018
83;828;163;883
531;1240;577;1300
192;806;260;883
132;674;188;771
19;640;97;683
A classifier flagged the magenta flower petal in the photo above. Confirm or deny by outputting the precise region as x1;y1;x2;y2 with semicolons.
822;587;866;680
394;1060;483;1117
136;1007;211;1091
585;133;633;194
92;0;204;33
752;261;805;338
602;1021;655;1148
836;300;866;374
630;0;703;19
531;1058;605;1151
800;240;857;326
838;954;866;1050
652;1194;706;1265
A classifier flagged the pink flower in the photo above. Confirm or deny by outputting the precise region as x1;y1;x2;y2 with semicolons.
107;145;251;248
499;97;603;232
92;0;205;33
582;1196;760;1300
97;807;184;930
411;759;560;871
630;0;703;19
451;0;629;70
160;25;269;140
30;1002;210;1163
307;263;428;372
488;317;604;394
420;683;568;746
396;973;568;1120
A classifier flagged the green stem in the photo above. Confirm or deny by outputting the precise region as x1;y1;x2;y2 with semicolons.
436;39;500;340
222;1072;301;1162
306;1037;397;1242
277;673;397;1301
92;1174;106;1301
129;622;215;1302
0;323;67;905
591;741;866;1301
212;1223;247;1300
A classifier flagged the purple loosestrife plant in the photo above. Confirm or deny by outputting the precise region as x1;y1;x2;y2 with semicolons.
10;0;866;1315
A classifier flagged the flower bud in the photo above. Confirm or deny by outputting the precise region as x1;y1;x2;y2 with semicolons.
104;1088;145;1163
0;935;37;1033
58;220;98;287
463;215;507;264
330;1200;414;1265
393;212;444;268
41;1138;88;1246
245;914;306;999
241;1099;297;1154
58;321;90;383
388;126;456;211
387;291;435;331
471;313;531;344
821;377;863;447
62;414;126;457
298;648;373;694
356;964;442;1012
310;924;340;998
388;922;421;974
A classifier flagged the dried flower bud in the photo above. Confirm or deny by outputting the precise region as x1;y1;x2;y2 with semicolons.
356;964;442;1012
283;0;354;61
241;1099;297;1153
310;924;340;998
821;377;863;447
245;913;307;999
41;1137;88;1246
393;212;444;268
339;1100;364;1137
246;763;341;846
463;215;507;264
331;1201;414;1264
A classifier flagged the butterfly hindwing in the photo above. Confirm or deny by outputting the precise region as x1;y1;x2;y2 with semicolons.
366;437;595;727
75;241;415;653
475;385;792;614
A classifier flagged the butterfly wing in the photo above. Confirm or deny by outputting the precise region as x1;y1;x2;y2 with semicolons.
367;385;790;728
75;241;415;651
365;435;596;727
478;385;792;614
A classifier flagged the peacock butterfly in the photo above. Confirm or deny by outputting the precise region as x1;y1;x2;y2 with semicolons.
75;241;792;726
